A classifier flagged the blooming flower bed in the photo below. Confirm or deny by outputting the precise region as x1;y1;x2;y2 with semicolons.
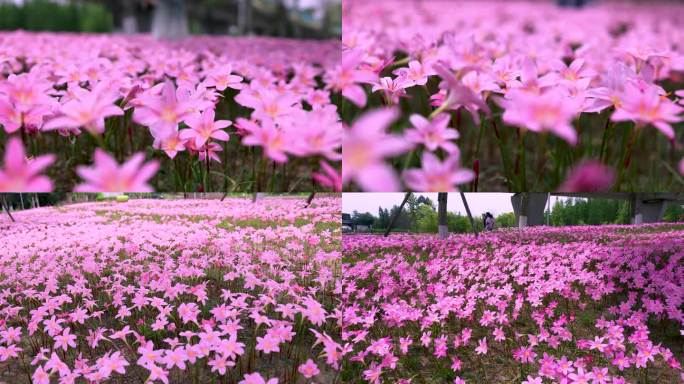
341;225;684;383
0;32;342;192
0;196;342;383
341;1;684;192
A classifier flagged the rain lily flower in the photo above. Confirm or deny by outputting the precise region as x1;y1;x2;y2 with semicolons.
133;79;196;141
239;372;278;384
404;113;460;153
238;118;288;163
342;108;412;191
179;108;231;148
75;149;159;192
298;359;320;379
558;161;615;192
610;83;683;139
312;161;342;192
0;137;55;192
402;151;474;191
43;82;123;135
205;64;244;91
501;89;580;145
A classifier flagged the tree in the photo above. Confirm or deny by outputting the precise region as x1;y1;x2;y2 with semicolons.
376;207;390;229
415;205;438;233
663;203;684;222
496;212;516;228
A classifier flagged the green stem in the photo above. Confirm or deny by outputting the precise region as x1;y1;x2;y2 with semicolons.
599;113;612;162
615;124;639;190
519;131;527;191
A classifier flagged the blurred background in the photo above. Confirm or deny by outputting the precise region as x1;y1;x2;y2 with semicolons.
0;0;341;39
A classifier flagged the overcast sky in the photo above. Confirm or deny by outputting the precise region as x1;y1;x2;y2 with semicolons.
343;193;572;217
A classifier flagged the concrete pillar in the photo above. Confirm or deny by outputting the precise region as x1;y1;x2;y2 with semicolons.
152;0;188;40
511;193;548;227
631;195;666;224
438;193;448;239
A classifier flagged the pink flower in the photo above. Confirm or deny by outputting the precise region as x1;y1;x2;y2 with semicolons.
177;303;200;325
404;113;460;153
501;89;580;145
180;108;231;148
558;160;615;192
342;108;412;191
238;118;288;163
137;341;163;368
312;161;342;192
394;60;432;87
568;367;592;384
522;376;543;384
298;359;320;379
239;372;278;384
235;89;297;122
75;149;159;192
98;351;129;377
32;365;51;384
302;297;327;326
146;363;169;384
133;79;195;140
433;63;491;124
402;151;474;191
326;49;376;108
611;83;682;139
0;73;54;133
0;137;54;192
513;346;536;364
162;348;188;370
255;334;281;354
153;132;187;159
475;337;488;355
205;64;244;91
371;77;409;104
43;82;123;135
54;328;77;351
210;355;234;375
363;362;382;384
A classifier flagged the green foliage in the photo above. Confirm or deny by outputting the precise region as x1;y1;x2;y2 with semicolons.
663;203;684;222
78;3;113;33
496;212;517;228
549;198;631;226
415;204;438;233
0;0;112;33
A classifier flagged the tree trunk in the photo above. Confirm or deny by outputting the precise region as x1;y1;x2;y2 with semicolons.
1;196;15;222
385;193;411;237
460;192;478;237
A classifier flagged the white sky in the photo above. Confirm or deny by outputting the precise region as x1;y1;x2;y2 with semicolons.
343;193;571;217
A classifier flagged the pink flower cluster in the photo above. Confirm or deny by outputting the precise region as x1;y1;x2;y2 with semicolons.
0;32;342;192
341;225;684;383
341;1;684;191
0;197;342;383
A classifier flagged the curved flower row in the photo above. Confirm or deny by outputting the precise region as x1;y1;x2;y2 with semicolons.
0;197;342;383
341;1;684;192
341;225;684;383
0;32;342;192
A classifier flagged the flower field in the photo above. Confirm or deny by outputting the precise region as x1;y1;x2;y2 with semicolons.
0;33;341;193
341;1;684;192
0;196;342;383
341;225;684;383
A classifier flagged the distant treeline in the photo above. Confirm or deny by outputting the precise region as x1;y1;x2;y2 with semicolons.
0;0;112;33
347;197;684;234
